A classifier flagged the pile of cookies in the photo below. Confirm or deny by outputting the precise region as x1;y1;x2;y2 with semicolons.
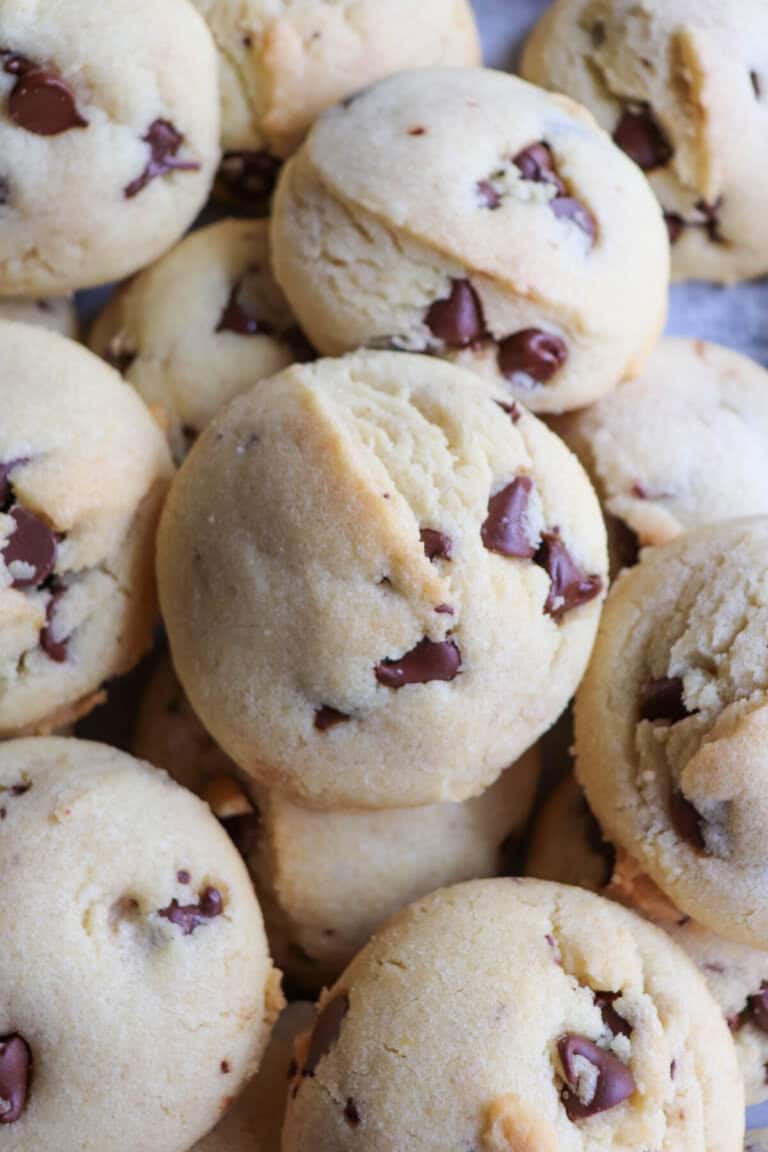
0;0;766;1148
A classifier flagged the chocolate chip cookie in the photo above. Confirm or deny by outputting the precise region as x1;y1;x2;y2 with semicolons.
522;0;768;283
0;321;173;735
283;879;744;1152
89;219;303;463
0;737;282;1151
0;0;219;295
158;351;607;809
271;67;669;414
0;295;76;336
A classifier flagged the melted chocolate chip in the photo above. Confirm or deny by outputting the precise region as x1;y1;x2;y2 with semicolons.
222;812;260;859
0;459;27;508
375;637;461;688
513;142;566;194
425;280;486;348
613;106;672;171
158;886;224;935
535;531;602;621
40;587;68;663
344;1098;361;1127
477;179;501;209
0;1035;31;1124
124;119;200;199
481;476;536;558
550;196;597;243
669;791;707;853
303;993;349;1076
558;1034;635;1120
498;329;568;386
216;282;273;336
747;985;768;1034
218;150;282;201
420;528;453;562
7;64;87;136
639;678;689;723
2;507;58;589
314;706;350;732
664;213;685;245
220;1060;231;1074
177;870;191;884
595;992;632;1039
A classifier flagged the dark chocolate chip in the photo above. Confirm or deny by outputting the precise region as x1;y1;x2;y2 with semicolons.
613;106;672;171
513;142;566;194
40;587;68;663
0;459;27;509
0;1035;31;1124
220;1060;231;1074
747;985;768;1034
477;179;501;209
314;706;350;732
407;125;427;136
669;790;707;853
375;637;461;688
216;281;273;337
550;196;597;243
158;885;224;935
434;603;454;615
8;782;30;797
2;507;58;589
420;528;453;562
124;119;200;199
495;399;522;422
558;1033;635;1120
751;71;762;99
535;530;603;621
303;993;349;1076
177;870;190;885
498;329;568;386
481;476;536;558
222;812;261;859
8;68;87;136
425;279;486;348
218;150;282;202
639;678;689;723
344;1098;361;1127
594;992;632;1039
664;213;685;245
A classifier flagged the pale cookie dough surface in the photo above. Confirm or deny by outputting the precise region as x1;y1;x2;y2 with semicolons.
283;879;744;1152
271;67;669;415
0;0;219;295
0;296;76;337
521;0;768;284
575;518;768;949
554;340;768;549
0;738;282;1152
0;322;173;736
89;219;302;463
158;351;607;810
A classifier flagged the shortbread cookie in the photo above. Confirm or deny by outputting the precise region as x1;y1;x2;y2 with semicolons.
157;352;607;809
271;67;669;414
283;879;744;1152
89;219;303;462
0;737;282;1152
522;0;768;283
0;296;76;336
0;0;219;295
0;322;173;735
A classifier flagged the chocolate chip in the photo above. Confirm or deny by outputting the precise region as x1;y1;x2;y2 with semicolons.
0;1035;31;1124
550;196;597;243
558;1034;635;1120
498;329;568;386
158;885;224;935
747;985;768;1034
303;993;349;1076
669;790;707;852
216;282;273;336
222;812;260;859
220;1060;231;1074
425;280;486;348
595;992;632;1039
8;782;30;797
535;531;602;621
481;476;536;558
2;507;58;589
513;143;566;194
477;179;501;209
375;637;461;688
664;213;685;244
408;126;427;136
344;1098;361;1126
434;603;454;615
613;106;672;171
420;528;453;562
40;587;68;663
124;118;200;199
218;150;282;202
0;459;27;508
7;66;87;136
495;399;522;422
314;706;350;732
751;71;762;99
639;678;689;723
177;870;190;884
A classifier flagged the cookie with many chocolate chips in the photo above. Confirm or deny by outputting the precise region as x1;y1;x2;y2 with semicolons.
0;321;172;736
522;0;768;283
0;737;282;1152
271;68;669;414
89;219;302;464
0;0;219;295
576;518;768;949
158;351;607;809
282;879;744;1152
0;295;76;337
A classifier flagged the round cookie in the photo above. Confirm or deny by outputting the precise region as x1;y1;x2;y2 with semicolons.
89;219;304;463
527;773;615;893
192;0;481;203
0;296;76;337
575;518;768;949
0;322;173;735
0;0;219;295
157;351;608;810
521;0;768;284
271;67;669;415
283;879;744;1152
554;340;768;550
0;737;282;1152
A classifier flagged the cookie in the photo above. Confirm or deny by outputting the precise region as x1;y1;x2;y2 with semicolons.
527;773;615;893
89;219;303;463
0;0;219;295
0;737;282;1151
192;0;481;204
575;518;768;949
0;296;76;337
157;351;607;810
521;0;768;284
0;322;173;735
554;339;768;550
283;878;744;1152
271;67;669;415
